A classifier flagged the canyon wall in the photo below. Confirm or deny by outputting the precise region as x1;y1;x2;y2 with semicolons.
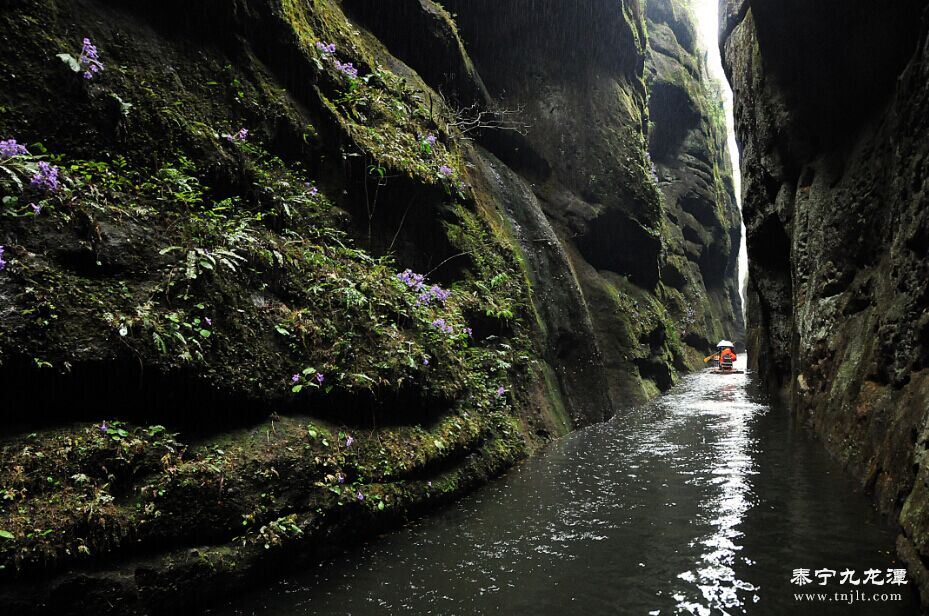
721;0;929;602
646;0;744;354
0;0;741;612
440;0;745;402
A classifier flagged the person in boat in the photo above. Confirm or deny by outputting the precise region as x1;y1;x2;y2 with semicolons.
718;346;737;371
705;340;738;371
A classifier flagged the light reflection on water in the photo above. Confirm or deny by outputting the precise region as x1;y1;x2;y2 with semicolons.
213;359;915;615
663;373;760;614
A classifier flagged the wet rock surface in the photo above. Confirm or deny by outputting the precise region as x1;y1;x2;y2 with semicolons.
444;0;744;405
646;0;744;355
722;0;929;604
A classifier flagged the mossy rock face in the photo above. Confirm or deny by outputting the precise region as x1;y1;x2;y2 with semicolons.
0;0;743;610
439;0;743;407
0;1;553;608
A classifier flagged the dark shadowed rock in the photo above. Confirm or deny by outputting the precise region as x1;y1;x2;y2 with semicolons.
444;0;743;403
723;0;929;604
646;0;745;356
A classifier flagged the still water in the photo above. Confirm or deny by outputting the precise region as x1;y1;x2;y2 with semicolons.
215;360;916;614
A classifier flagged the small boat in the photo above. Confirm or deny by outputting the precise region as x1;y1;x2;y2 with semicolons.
704;340;742;373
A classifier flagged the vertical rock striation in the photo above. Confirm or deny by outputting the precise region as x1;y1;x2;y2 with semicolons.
443;0;745;406
722;0;929;602
646;0;745;355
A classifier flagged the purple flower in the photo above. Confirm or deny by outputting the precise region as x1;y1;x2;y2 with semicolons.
204;317;212;326
315;372;325;384
334;60;358;79
0;246;6;271
99;421;108;433
397;269;425;291
425;134;437;146
496;386;506;397
81;38;98;62
423;357;430;366
430;285;451;304
0;139;29;158
463;327;473;338
411;280;451;307
31;161;59;192
345;435;354;447
309;186;319;197
337;473;345;484
316;41;336;54
356;491;364;501
78;37;104;79
29;202;41;216
438;165;454;177
291;374;301;383
431;318;453;334
226;128;248;142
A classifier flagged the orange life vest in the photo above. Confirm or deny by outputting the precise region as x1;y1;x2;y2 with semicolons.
720;348;737;367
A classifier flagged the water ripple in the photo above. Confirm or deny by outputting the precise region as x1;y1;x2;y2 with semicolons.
210;358;913;615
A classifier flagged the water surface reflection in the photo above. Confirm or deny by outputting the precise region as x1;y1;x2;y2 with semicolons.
213;361;915;615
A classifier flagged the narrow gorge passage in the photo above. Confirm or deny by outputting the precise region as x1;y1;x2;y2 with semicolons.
213;359;915;615
4;0;928;613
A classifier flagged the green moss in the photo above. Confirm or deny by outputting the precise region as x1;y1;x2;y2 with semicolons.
0;0;547;586
0;396;527;576
539;363;572;435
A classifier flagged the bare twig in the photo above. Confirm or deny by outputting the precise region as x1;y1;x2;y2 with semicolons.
444;101;531;139
425;250;475;278
388;195;418;254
